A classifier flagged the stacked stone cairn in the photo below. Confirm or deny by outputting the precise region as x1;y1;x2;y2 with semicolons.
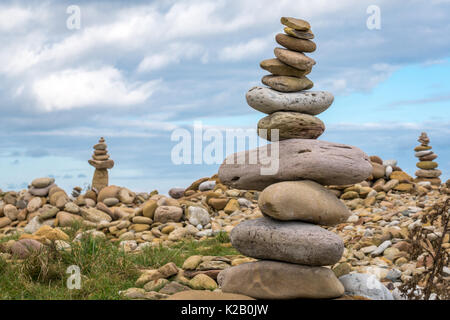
88;137;114;192
414;132;441;186
217;17;373;299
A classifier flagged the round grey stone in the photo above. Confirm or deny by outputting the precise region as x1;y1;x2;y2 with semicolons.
230;217;344;266
246;86;334;115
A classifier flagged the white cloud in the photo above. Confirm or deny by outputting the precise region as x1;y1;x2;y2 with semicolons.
32;67;160;111
0;6;33;31
219;37;271;62
137;43;205;72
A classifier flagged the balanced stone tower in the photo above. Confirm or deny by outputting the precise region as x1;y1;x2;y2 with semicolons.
217;17;372;299
414;132;441;186
88;137;114;192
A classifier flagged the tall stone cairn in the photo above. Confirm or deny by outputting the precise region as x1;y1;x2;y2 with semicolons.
216;17;373;299
88;137;114;192
414;132;441;186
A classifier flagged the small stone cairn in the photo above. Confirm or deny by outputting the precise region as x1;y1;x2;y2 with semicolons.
414;132;441;186
88;137;114;192
217;17;372;299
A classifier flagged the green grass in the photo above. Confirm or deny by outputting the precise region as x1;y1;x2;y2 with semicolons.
0;231;238;300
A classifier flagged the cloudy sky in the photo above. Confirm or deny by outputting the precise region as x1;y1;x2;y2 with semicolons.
0;0;449;194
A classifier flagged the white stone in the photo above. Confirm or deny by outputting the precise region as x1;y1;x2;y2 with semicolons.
246;86;334;115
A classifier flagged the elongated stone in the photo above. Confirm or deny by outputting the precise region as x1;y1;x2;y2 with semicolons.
230;217;344;265
274;47;316;70
416;161;438;170
218;260;344;299
260;59;311;77
246;86;333;115
218;139;372;190
284;27;314;39
262;75;313;92
280;17;311;30
258;180;351;225
257;112;324;140
415;169;441;178
276;33;316;52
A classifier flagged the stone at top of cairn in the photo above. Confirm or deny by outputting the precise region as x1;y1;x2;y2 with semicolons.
418;132;430;146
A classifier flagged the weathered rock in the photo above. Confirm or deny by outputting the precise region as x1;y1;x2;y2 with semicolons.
258;112;324;141
260;59;310;77
11;239;43;259
142;200;158;219
275;33;316;52
118;188;135;204
246;86;333;115
189;274;218;290
29;183;56;197
218;139;372;190
3;204;18;221
168;188;185;199
97;185;121;203
415;169;441;178
154;206;183;223
224;199;240;214
339;273;394;300
56;211;83;227
261;75;313;92
371;162;385;179
218;260;344;299
31;177;55;189
258;180;350;225
0;217;12;228
159;281;191;295
230;217;344;265
80;207;112;223
186;206;210;226
280;17;310;30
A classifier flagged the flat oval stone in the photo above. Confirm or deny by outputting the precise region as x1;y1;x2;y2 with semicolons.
415;169;441;178
261;75;313;92
274;47;316;70
246;86;333;115
260;59;311;77
31;177;55;188
231;217;344;265
218;260;344;299
415;150;433;157
258;180;351;225
276;33;316;52
280;17;311;31
284;27;314;39
416;161;438;170
419;153;437;161
218;139;372;190
414;145;432;152
93;143;107;150
257;112;324;141
88;159;114;169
